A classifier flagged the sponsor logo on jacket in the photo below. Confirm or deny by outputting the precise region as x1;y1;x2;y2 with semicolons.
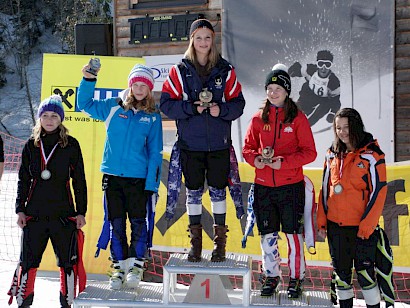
139;116;151;124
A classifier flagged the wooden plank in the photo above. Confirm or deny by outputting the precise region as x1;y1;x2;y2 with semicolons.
396;133;410;143
395;81;410;95
396;69;410;82
396;0;410;8
396;6;410;19
395;31;410;44
396;18;410;31
395;57;410;70
396;99;410;109
395;44;410;57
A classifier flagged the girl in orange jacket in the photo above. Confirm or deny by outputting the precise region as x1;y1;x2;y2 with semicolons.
317;108;387;308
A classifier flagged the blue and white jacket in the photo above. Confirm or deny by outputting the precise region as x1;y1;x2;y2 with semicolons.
77;78;163;192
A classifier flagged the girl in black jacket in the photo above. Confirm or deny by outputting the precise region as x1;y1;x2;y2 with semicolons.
9;95;87;308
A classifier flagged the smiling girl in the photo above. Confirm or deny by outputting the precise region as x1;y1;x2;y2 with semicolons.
160;18;245;263
77;63;163;291
242;64;316;298
10;95;87;308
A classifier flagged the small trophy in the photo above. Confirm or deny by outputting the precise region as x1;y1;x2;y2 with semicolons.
199;88;213;107
86;57;101;76
261;146;274;163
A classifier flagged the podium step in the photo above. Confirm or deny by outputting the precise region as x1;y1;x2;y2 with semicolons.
72;253;333;307
72;281;332;307
163;253;252;305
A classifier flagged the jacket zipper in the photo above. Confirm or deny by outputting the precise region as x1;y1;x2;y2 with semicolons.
272;107;279;186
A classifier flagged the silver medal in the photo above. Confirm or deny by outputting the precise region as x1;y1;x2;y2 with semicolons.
334;184;343;194
41;169;51;180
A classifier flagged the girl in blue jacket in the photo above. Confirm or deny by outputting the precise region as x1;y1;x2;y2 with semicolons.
160;19;245;263
77;63;163;290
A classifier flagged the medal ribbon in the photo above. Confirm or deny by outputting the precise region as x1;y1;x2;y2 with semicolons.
338;155;344;181
40;140;59;171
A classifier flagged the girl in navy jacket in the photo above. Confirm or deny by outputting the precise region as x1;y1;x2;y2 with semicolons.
160;19;245;263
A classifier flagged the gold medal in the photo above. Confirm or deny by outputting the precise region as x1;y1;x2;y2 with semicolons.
199;88;213;107
334;184;343;194
308;247;316;255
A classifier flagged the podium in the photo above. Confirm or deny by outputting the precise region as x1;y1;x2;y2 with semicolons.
163;253;252;306
72;252;332;307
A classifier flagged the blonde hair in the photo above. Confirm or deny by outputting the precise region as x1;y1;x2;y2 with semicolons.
32;119;69;148
123;89;156;113
184;31;220;71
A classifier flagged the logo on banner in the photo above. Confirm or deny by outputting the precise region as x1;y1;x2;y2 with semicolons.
52;87;76;111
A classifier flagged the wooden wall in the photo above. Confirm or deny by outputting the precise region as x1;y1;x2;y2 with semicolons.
114;0;222;57
114;0;409;162
396;0;410;161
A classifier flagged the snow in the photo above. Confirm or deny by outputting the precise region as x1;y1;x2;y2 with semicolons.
0;13;63;140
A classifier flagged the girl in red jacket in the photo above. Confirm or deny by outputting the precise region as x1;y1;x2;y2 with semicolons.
243;64;316;298
317;108;387;308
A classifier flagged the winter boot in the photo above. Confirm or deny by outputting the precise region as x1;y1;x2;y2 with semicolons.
339;298;354;308
126;258;145;288
187;224;202;262
260;276;281;297
211;225;228;262
287;278;303;298
366;304;380;308
59;267;76;307
109;260;126;290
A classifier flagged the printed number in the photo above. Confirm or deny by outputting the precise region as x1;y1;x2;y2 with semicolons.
311;84;324;97
201;278;210;298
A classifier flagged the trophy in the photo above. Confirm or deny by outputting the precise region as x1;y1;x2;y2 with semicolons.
261;146;275;163
86;57;101;76
199;88;213;107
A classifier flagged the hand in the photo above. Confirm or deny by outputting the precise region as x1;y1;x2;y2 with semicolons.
209;103;220;117
265;156;283;170
194;101;207;114
82;64;98;79
76;214;86;229
318;228;327;239
288;61;301;77
17;212;27;229
254;156;265;169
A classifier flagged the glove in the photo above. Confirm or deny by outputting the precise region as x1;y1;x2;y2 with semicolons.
241;235;247;248
288;61;302;77
236;206;245;220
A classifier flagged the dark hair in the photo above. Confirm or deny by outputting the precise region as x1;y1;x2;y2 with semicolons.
316;50;333;62
332;108;365;153
261;96;298;124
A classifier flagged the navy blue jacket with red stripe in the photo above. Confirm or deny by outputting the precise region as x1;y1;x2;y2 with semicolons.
160;57;245;151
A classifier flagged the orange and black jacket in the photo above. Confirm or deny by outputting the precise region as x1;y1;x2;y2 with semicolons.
242;106;317;187
317;133;387;239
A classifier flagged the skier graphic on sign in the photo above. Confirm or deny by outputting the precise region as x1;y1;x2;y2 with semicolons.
288;50;341;127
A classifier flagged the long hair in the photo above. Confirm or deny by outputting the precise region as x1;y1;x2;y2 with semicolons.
332;108;365;154
261;96;299;124
184;31;219;71
123;89;156;113
32;119;69;148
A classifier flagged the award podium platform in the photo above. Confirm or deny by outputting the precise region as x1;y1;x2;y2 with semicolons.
73;253;332;307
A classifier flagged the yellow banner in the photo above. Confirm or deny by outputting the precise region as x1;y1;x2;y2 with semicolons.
40;54;410;274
